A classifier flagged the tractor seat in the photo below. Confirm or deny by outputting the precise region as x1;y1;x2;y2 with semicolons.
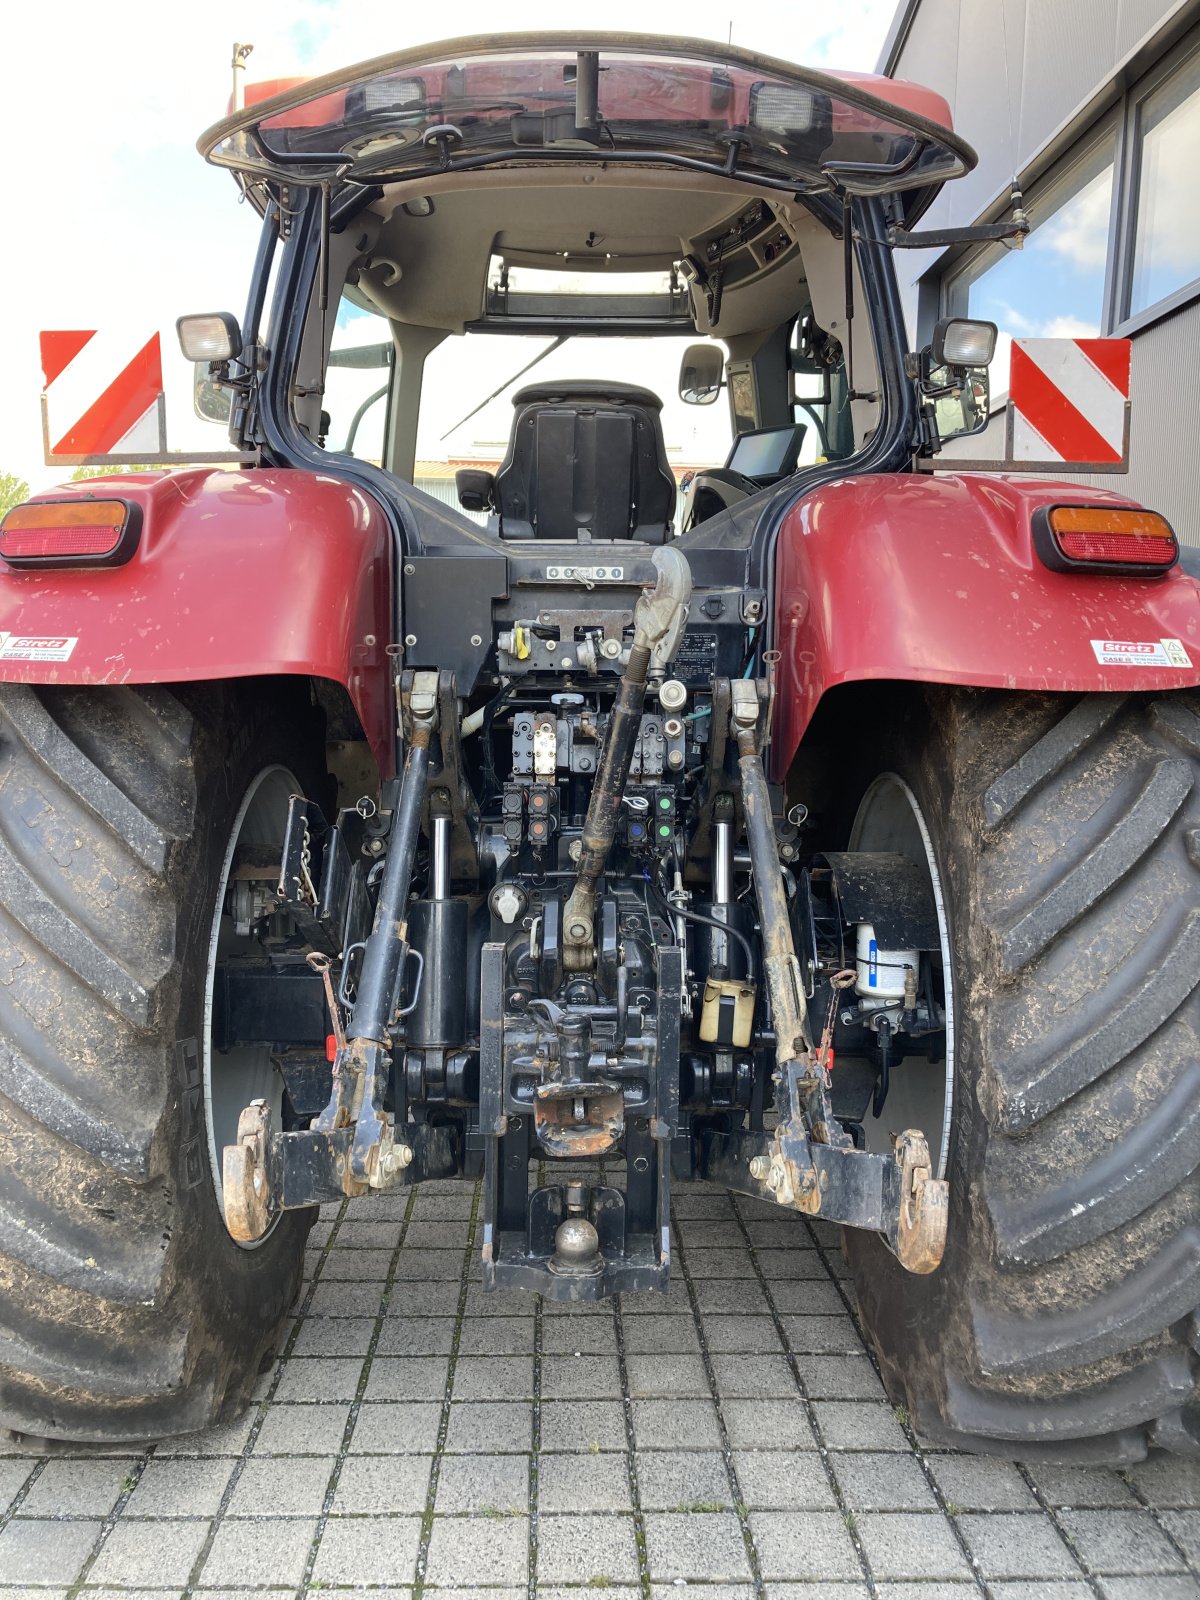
460;381;676;542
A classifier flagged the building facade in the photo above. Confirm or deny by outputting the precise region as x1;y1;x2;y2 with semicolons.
879;0;1200;542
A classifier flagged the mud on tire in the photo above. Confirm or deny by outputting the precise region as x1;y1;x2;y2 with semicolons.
0;681;319;1443
845;687;1200;1464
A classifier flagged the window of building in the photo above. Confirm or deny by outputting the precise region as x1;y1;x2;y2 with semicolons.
939;30;1200;370
1129;48;1200;318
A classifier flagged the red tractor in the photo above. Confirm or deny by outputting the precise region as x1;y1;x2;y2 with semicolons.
1;33;1197;1465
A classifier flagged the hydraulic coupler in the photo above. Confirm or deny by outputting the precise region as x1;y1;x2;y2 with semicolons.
701;681;948;1274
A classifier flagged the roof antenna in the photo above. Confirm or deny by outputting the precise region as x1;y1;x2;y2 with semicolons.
727;21;733;43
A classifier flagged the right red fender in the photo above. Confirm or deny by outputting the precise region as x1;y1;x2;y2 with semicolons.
770;471;1200;780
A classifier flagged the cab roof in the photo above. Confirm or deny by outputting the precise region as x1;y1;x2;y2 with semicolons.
200;32;975;221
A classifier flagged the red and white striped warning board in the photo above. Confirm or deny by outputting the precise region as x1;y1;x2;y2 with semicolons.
40;330;166;464
1008;337;1131;469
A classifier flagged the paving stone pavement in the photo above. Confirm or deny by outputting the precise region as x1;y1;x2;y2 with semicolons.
2;1176;1199;1600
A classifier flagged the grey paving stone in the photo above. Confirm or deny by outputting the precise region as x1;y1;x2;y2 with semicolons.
1026;1463;1140;1508
541;1356;622;1400
631;1399;722;1451
672;1194;737;1217
711;1353;795;1398
92;1518;210;1587
749;1509;860;1581
1057;1508;1186;1574
291;1316;378;1357
274;1355;365;1401
311;1515;422;1586
701;1316;783;1354
387;1282;461;1316
684;1223;749;1247
321;1246;394;1279
643;1511;753;1581
452;1356;535;1401
780;1315;867;1355
392;1250;464;1281
653;1588;756;1600
198;1519;318;1588
252;1402;351;1456
768;1281;849;1315
958;1511;1082;1580
464;1285;544;1317
871;1587;979;1600
122;1457;237;1518
0;1459;36;1514
424;1514;529;1586
830;1451;938;1512
330;1452;432;1514
684;1248;757;1279
540;1401;627;1453
336;1219;408;1248
540;1317;617;1355
365;1356;452;1402
1096;1578;1200;1600
625;1354;710;1398
457;1317;536;1356
792;1355;886;1401
721;1398;817;1451
154;1411;258;1457
733;1449;837;1510
0;1519;103;1585
755;1249;835;1281
17;1458;133;1519
927;1453;1038;1511
537;1452;633;1513
854;1512;973;1581
225;1455;334;1516
811;1402;910;1451
435;1453;530;1514
990;1587;1099;1600
307;1281;386;1316
403;1221;473;1249
349;1400;441;1453
445;1401;534;1454
411;1192;476;1220
535;1513;640;1584
635;1450;732;1511
619;1315;700;1354
1126;1456;1200;1507
690;1280;773;1316
376;1316;458;1356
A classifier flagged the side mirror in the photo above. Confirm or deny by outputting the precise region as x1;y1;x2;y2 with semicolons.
194;363;233;424
456;468;496;513
920;358;991;444
679;343;724;405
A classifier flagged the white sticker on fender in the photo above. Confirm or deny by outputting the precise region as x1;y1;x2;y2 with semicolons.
0;634;78;662
1090;637;1191;668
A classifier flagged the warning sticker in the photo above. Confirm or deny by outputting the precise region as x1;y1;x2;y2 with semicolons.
0;634;78;662
1090;638;1191;668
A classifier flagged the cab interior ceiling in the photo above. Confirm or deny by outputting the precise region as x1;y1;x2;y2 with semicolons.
347;167;848;347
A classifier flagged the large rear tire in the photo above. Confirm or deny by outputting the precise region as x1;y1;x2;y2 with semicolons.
0;681;322;1443
843;687;1200;1464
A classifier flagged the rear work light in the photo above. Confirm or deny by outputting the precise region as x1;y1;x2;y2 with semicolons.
0;499;141;569
1033;504;1178;577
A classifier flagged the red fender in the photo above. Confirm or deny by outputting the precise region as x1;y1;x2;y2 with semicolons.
771;473;1200;780
0;469;396;777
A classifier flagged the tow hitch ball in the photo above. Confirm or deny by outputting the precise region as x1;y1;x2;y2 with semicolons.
701;681;949;1276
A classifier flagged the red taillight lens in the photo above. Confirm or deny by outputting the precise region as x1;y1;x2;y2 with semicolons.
0;499;140;567
1034;505;1178;576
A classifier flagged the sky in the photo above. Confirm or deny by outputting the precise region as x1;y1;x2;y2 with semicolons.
0;0;899;494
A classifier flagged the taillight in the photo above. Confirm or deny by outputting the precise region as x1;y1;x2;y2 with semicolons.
0;499;141;568
1033;504;1178;577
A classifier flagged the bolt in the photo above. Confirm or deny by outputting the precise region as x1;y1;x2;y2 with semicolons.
569;920;589;939
364;633;376;646
405;633;417;647
403;562;416;575
470;633;483;647
749;1155;770;1180
561;655;574;668
668;750;684;769
546;640;557;651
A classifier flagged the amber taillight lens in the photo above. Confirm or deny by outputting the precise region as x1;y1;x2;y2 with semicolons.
1033;505;1178;576
0;500;141;568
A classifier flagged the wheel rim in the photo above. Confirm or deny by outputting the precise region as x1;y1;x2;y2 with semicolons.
203;766;300;1245
848;774;956;1182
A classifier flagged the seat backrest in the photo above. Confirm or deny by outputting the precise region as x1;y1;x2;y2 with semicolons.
493;381;676;542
